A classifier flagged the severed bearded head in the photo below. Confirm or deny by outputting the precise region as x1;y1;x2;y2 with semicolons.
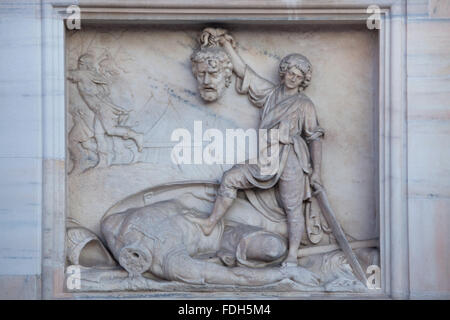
191;47;233;102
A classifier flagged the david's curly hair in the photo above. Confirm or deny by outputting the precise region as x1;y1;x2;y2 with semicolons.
279;53;312;91
191;47;233;87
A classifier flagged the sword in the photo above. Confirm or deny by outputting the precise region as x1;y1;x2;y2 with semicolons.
312;183;367;284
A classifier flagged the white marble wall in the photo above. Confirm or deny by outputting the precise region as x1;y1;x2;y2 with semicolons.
0;0;448;299
406;0;450;299
0;0;42;299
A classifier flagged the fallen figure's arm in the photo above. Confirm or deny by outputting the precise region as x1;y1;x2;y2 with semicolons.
157;251;321;287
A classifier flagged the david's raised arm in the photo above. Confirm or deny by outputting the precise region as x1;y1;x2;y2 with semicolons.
219;37;246;79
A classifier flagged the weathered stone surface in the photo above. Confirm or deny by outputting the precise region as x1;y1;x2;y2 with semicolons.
65;25;379;293
0;0;448;299
67;25;378;243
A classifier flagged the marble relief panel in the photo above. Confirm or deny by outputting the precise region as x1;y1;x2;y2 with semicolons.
65;24;380;293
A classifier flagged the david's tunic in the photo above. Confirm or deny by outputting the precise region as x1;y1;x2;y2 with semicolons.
235;66;324;202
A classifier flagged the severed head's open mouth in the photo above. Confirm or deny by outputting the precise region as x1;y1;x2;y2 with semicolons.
202;86;217;92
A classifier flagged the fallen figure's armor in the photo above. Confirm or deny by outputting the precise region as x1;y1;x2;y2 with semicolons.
65;182;374;292
101;199;321;287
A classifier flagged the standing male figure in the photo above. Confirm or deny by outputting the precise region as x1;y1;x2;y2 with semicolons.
191;33;325;266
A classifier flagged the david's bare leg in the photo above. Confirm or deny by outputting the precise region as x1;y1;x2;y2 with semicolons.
189;195;234;235
283;206;304;266
188;167;253;235
278;154;307;267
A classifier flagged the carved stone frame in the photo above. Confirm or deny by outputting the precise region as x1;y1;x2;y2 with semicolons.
41;0;408;299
